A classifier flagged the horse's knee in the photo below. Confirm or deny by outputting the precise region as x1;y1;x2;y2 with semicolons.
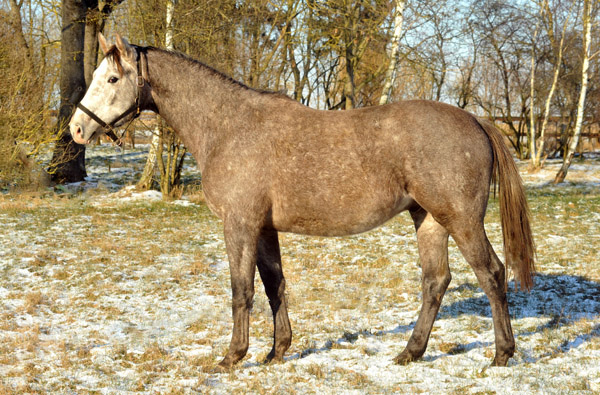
231;291;254;311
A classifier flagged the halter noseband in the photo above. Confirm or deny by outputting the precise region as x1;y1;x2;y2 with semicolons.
76;47;147;147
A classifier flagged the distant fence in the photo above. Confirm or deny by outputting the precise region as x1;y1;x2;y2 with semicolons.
494;118;600;153
545;124;600;152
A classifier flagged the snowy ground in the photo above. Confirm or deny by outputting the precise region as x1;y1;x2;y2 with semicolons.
1;145;599;393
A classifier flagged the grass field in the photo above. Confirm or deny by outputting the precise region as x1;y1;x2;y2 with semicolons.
1;146;599;393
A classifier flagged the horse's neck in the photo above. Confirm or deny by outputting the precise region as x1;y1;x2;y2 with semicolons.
145;49;254;172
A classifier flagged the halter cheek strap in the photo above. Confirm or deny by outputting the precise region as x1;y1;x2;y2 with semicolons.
76;48;147;147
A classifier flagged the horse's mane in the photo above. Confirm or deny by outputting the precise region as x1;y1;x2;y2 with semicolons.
104;46;125;77
103;44;292;100
134;46;292;100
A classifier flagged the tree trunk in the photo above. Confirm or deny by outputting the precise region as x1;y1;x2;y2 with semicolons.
343;67;355;109
533;0;571;169
8;0;34;74
84;7;104;87
554;0;591;184
8;0;29;57
379;0;406;105
48;0;88;183
137;0;177;190
528;21;540;166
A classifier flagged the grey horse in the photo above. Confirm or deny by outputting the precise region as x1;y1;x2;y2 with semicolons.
69;34;534;371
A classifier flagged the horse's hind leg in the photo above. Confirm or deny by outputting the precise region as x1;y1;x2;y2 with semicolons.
395;207;451;365
450;221;515;366
256;229;292;363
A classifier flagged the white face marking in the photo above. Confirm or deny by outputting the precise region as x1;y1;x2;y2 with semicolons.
69;56;138;144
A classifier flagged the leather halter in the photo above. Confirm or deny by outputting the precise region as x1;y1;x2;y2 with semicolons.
76;47;147;146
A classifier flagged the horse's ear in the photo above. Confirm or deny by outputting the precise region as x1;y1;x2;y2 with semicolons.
98;33;109;55
115;34;136;63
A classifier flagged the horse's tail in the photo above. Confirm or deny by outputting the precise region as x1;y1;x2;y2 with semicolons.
478;119;535;291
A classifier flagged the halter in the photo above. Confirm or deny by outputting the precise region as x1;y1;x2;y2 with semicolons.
76;47;147;147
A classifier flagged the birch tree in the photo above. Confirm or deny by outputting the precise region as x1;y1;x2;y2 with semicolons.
379;0;406;105
137;0;176;191
531;0;572;169
554;0;594;183
528;17;541;167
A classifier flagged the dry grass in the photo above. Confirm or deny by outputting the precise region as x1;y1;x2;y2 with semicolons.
0;156;599;393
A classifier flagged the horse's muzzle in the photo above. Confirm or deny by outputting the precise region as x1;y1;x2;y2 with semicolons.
70;122;94;145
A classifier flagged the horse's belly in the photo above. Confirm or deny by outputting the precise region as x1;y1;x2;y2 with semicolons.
271;194;414;237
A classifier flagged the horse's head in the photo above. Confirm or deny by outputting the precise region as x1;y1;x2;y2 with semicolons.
70;34;145;145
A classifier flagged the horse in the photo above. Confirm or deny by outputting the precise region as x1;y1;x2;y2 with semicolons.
69;34;535;371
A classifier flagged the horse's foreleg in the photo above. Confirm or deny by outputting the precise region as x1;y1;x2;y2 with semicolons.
256;229;292;363
395;208;451;365
217;219;260;371
451;223;515;366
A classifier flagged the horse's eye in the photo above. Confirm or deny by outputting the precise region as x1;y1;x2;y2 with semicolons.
108;76;119;84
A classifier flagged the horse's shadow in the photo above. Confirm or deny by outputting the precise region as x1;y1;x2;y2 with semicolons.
440;273;600;326
288;273;600;363
437;273;600;361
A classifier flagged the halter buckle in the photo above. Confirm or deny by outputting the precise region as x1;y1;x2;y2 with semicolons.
137;75;145;88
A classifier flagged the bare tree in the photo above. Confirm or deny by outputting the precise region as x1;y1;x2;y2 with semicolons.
451;10;480;109
7;0;34;76
471;0;531;158
84;1;123;87
1;0;54;188
555;0;595;183
137;0;177;191
379;0;406;105
418;1;462;102
530;0;573;169
310;0;393;109
48;0;88;183
528;14;541;167
49;0;121;183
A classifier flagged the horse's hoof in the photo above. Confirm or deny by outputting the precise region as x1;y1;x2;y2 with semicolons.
491;355;510;367
212;364;231;374
263;346;287;364
212;359;235;373
393;351;414;366
263;354;284;365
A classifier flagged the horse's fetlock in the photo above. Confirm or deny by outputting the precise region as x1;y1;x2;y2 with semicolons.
499;340;515;356
225;345;248;364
